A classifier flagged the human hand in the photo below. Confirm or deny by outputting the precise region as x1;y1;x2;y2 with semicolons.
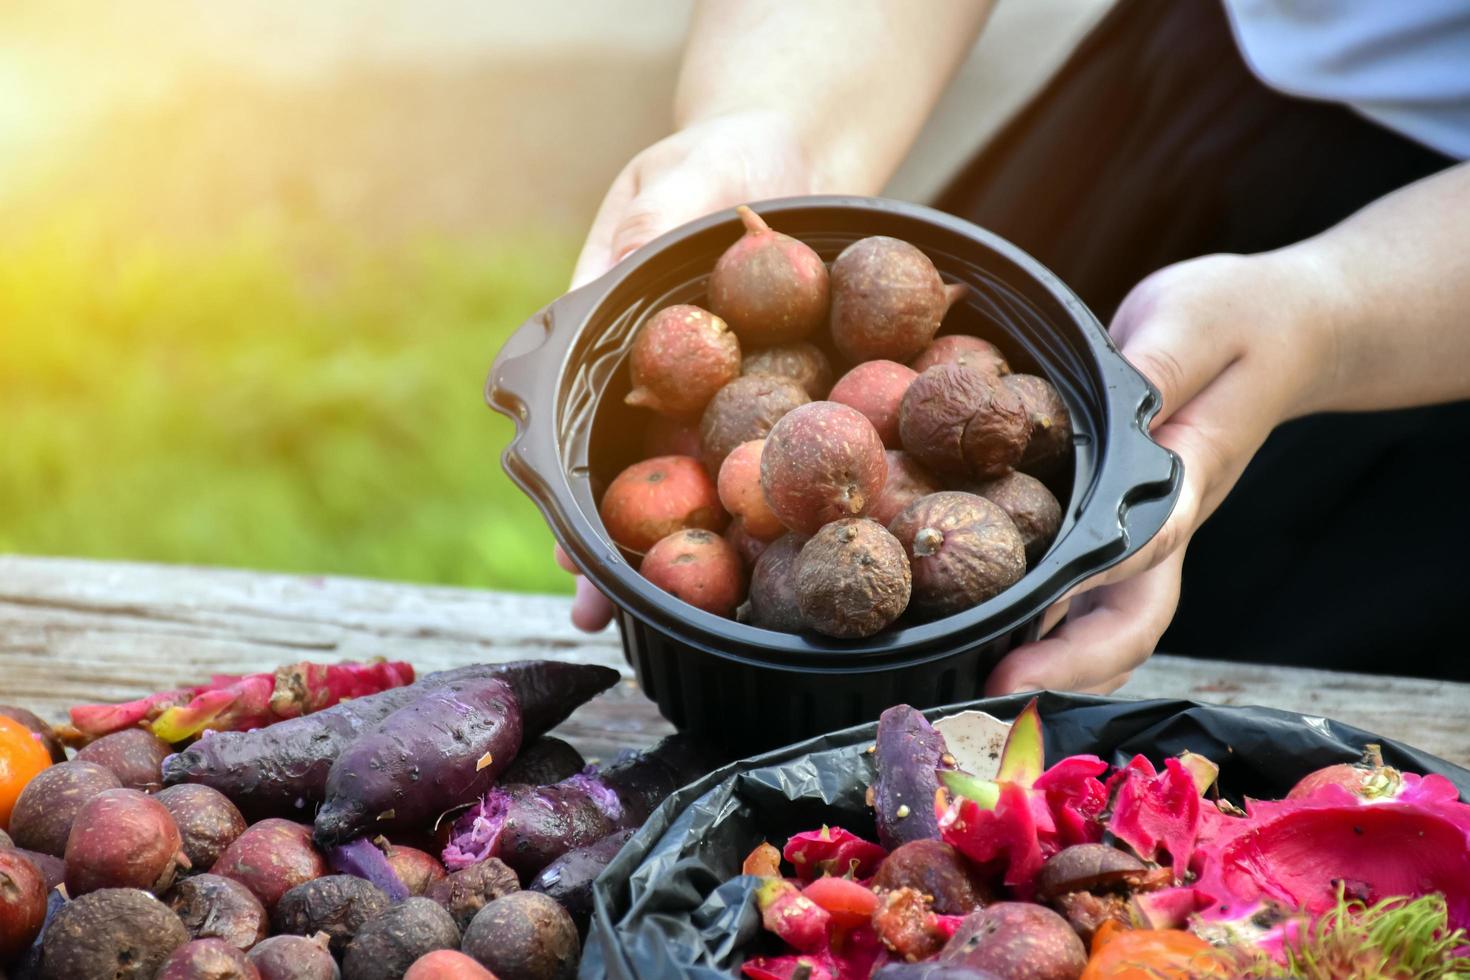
985;250;1335;694
558;111;817;631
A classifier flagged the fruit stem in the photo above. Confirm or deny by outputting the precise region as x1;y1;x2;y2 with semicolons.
913;527;944;558
735;204;771;236
942;282;969;315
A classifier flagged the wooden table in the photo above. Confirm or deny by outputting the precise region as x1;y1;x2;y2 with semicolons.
3;555;1467;768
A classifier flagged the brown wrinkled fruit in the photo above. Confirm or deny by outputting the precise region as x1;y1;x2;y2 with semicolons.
899;365;1031;479
737;533;807;634
167;873;271;950
794;519;911;638
708;205;830;346
273;875;392;957
868;451;940;528
699;374;810;474
246;933;339;980
872;840;993;916
717;440;785;540
64;787;186;896
639;529;746;618
724;518;771;570
1033;844;1150;902
75;727;173;791
939;902;1086;979
10;760;122;857
760;401;888;535
829;236;965;363
910;334;1010;378
741;342;833;399
888;492;1026;618
41;888;191;980
827;360;919;448
460;890;579;980
972;471;1062;567
156;783;249;871
1003;373;1074;475
624;304;740;417
341;898;461;980
599;455;725;554
425;856;520;932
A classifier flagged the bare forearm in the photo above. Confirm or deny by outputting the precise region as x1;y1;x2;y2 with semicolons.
1290;161;1470;415
676;0;992;194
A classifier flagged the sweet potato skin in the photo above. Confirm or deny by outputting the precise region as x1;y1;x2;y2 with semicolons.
313;678;524;846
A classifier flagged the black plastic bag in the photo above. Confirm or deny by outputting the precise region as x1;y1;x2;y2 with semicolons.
584;693;1470;979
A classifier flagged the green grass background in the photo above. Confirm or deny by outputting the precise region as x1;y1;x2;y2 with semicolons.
0;215;574;593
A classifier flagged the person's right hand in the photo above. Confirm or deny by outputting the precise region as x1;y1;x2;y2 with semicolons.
557;110;818;632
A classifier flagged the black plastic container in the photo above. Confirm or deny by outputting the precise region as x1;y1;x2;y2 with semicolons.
581;694;1470;979
488;196;1181;750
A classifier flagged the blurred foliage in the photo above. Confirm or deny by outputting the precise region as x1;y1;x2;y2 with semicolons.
0;213;575;593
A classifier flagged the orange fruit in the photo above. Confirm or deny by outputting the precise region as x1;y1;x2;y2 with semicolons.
1082;926;1231;979
0;715;54;830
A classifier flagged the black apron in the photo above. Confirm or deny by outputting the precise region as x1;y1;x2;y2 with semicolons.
935;0;1470;680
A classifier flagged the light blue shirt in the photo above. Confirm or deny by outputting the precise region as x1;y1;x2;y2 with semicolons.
1223;0;1470;160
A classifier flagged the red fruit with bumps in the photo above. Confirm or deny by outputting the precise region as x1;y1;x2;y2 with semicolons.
640;528;747;618
709;206;830;346
719;440;786;540
910;334;1009;378
625;304;740;417
829;236;966;363
827;360;918;448
761;401;888;535
600;455;725;554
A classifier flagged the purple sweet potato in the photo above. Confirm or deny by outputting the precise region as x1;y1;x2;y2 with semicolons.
314;675;533;846
211;819;326;913
156;783;248;870
500;737;586;788
443;737;712;882
64;788;187;896
528;828;635;935
167;873;270;950
75;728;173;791
155;938;262;980
164;663;616;820
10;760;122;857
873;705;954;851
247;933;339;980
325;837;411;902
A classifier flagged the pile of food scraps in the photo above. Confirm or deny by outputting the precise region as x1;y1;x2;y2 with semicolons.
0;657;715;980
734;700;1470;979
603;205;1072;638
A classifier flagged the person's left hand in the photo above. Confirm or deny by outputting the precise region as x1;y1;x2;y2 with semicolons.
984;248;1337;695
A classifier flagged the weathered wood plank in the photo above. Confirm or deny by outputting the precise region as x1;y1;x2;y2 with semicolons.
2;555;1466;768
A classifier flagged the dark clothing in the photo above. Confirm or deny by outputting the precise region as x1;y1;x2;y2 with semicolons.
936;0;1469;680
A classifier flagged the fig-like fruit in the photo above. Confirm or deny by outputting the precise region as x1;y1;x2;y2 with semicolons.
899;365;1031;479
640;528;746;618
761;401;888;535
971;471;1062;566
888;492;1025;618
910;335;1009;378
737;533;807;634
794;519;910;638
939;902;1086;979
871;839;992;916
827;360;918;448
708;205;829;346
624;304;740;417
829;237;965;363
741;342;833;400
1003;374;1073;475
1033;844;1151;902
599;455;725;554
717;440;785;540
699;374;810;474
867;451;940;528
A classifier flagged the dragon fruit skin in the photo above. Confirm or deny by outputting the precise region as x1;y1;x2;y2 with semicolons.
783;826;888;883
1032;754;1107;847
742;953;839;980
1190;791;1470;932
1104;755;1203;877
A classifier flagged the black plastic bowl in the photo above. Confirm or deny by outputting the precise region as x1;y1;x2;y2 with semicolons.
487;196;1181;750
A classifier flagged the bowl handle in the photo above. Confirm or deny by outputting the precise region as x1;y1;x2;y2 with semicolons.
1107;382;1183;557
485;281;604;420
